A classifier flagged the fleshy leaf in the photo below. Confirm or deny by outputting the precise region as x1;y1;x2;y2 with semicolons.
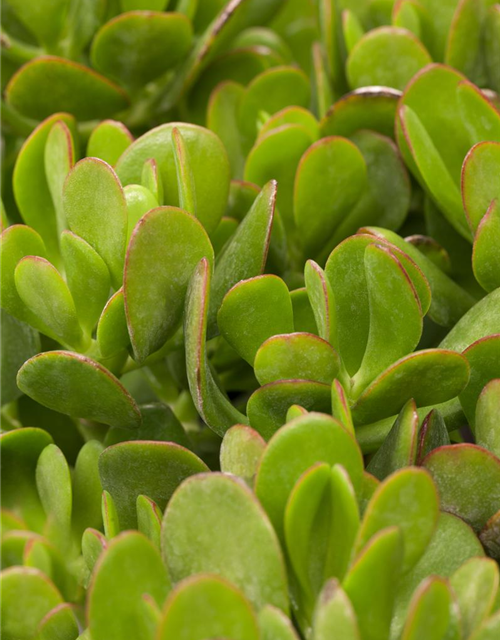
355;467;439;574
17;351;141;428
44;120;75;237
218;274;293;364
416;409;450;464
157;574;260;640
37;603;80;640
305;260;337;347
99;440;208;530
220;425;266;483
255;412;363;541
259;605;299;640
36;444;72;547
136;495;162;549
162;473;289;612
87;120;134;166
6;56;129;121
72;440;104;540
399;577;451;640
472;199;500;292
88;531;171;640
476;379;500;458
460;334;500;427
124;185;158;241
461;141;500;232
64;157;127;288
96;290;130;358
312;579;361;640
124;206;213;361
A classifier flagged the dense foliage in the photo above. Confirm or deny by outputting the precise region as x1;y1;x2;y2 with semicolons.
1;0;500;639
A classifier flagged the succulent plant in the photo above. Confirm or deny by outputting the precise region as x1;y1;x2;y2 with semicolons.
2;0;500;638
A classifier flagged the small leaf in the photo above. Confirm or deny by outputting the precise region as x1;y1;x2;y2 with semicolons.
218;274;294;365
343;527;404;640
305;260;337;347
116;122;230;235
352;349;470;425
184;258;248;435
44;120;75;237
157;574;260;640
64;157;127;289
209;180;277;331
14;256;86;349
60;231;111;336
82;528;107;576
473;199;500;292
423;444;500;531
476;379;500;459
259;605;299;640
461;141;500;232
136;495;162;549
124;185;158;242
450;557;499;638
91;12;192;90
355;467;439;574
0;567;63;640
124;207;213;361
88;531;171;640
208;81;246;179
1;311;40;406
366;399;419;479
162;473;289;612
255;412;363;541
37;603;80;640
6;56;129;121
102;490;120;539
220;424;266;483
460;334;500;426
347;27;431;90
254;333;340;385
416;409;450;464
141;158;163;204
312;579;361;640
87;120;134;166
17;351;141;428
400;577;451;640
13;113;76;263
99;440;208;529
247;381;332;440
36;444;72;547
6;0;69;49
96;289;130;358
72;440;104;540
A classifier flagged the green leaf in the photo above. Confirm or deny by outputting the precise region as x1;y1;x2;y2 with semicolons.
400;577;451;640
6;56;129;121
440;288;500;352
356;467;439;574
157;574;260;640
17;351;141;428
255;332;340;385
351;243;423;395
469;612;500;640
485;4;500;92
37;602;80;640
184;258;248;435
0;567;63;640
162;473;289;612
1;428;53;531
285;463;359;606
60;231;111;336
91;11;192;90
124;206;213;361
208;81;246;179
136;495;162;548
312;579;361;640
255;412;363;541
87;120;134;167
64;157;127;289
294;136;366;257
366;399;419;479
44;120;75;237
171;127;197;216
99;440;208;529
392;512;484;638
461;141;500;232
450;557;499;638
476;379;500;459
259;106;319;143
72;440;104;540
82;528;107;576
473;199;500;292
347;27;431;91
102;490;121;538
259;605;299;640
218;274;294;365
88;531;171;640
209;180;277;331
352;349;470;425
424;444;500;530
305;260;337;347
36;444;72;546
460;334;500;426
1;311;40;406
247;381;332;440
14;256;86;349
96;289;130;358
239;65;311;145
141;158;163;204
6;0;70;49
343;527;404;640
342;9;364;54
13;113;76;263
124;185;158;242
116;123;230;235
320;86;400;140
220;424;266;483
244;124;313;228
416;409;450;464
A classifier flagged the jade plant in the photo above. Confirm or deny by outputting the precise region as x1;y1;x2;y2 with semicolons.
2;0;500;638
